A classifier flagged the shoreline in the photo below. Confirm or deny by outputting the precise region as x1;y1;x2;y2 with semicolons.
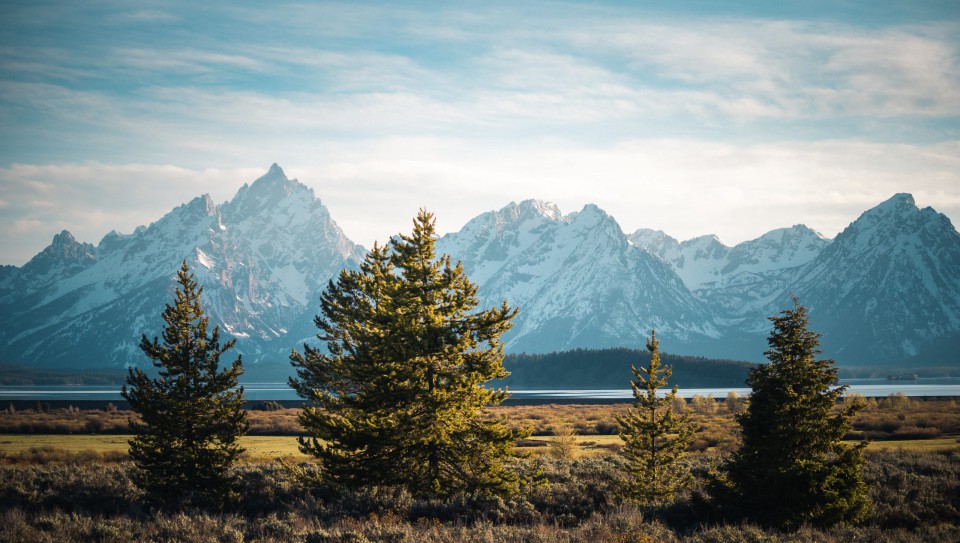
3;395;959;411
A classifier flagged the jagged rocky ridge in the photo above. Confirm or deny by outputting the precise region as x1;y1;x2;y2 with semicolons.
439;194;960;365
2;164;958;370
434;201;721;354
0;164;365;370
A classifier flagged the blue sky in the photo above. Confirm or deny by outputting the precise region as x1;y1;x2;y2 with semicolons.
1;1;959;265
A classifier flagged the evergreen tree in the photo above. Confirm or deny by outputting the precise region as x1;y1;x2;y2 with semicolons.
709;298;869;528
290;210;524;497
616;330;697;506
122;261;248;506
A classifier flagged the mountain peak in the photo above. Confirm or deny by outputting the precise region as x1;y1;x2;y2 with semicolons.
581;203;603;214
629;228;679;245
791;223;826;238
52;229;77;247
681;234;727;249
21;229;96;277
45;230;96;256
227;165;314;219
839;192;956;248
185;193;217;214
260;162;288;181
566;203;619;231
516;199;562;221
247;163;294;187
840;193;952;241
758;224;828;243
565;203;608;222
885;192;915;206
868;193;917;216
492;200;563;225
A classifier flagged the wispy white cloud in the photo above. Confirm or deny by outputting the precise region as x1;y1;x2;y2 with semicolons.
3;9;958;134
568;19;960;119
110;48;265;73
1;2;958;264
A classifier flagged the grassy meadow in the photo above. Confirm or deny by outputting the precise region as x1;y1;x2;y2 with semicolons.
0;396;958;542
2;395;958;463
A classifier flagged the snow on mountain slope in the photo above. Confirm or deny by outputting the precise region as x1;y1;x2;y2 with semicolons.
694;225;831;320
438;201;720;353
629;225;829;292
786;193;960;363
3;183;959;371
723;225;828;275
674;235;730;290
0;164;365;368
629;224;830;321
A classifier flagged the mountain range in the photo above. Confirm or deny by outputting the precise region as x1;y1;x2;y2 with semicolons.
2;164;958;373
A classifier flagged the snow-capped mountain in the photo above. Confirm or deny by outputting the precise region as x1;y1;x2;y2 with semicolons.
437;200;720;353
437;194;959;364
787;194;960;364
2;172;958;371
0;164;364;369
627;194;960;364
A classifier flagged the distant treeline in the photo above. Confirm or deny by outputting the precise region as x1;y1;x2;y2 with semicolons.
837;366;958;379
498;348;757;389
0;364;128;386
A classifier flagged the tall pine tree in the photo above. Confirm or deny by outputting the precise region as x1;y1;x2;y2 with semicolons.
709;298;869;528
290;210;525;497
122;261;248;506
617;330;697;506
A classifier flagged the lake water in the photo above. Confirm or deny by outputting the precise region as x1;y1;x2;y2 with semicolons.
1;378;958;402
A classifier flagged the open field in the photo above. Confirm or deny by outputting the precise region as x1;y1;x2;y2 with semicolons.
0;433;627;463
1;397;957;464
863;437;960;452
4;397;957;436
0;399;958;541
3;397;959;464
2;431;957;467
0;434;312;464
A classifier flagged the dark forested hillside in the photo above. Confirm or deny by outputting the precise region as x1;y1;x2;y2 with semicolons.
0;364;128;386
498;348;756;389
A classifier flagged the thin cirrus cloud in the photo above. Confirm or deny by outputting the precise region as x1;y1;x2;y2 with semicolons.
0;2;958;265
564;20;960;120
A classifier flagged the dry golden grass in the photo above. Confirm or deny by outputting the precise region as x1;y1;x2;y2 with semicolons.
1;398;956;464
518;434;623;458
855;437;960;452
239;435;312;462
0;434;313;464
0;433;130;454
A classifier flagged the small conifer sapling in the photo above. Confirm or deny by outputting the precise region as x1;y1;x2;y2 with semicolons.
617;330;697;506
